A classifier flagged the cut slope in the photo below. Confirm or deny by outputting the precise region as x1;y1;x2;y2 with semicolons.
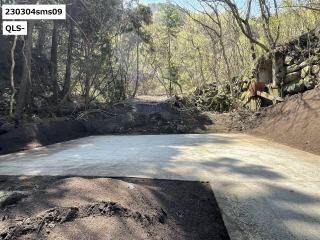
249;89;320;155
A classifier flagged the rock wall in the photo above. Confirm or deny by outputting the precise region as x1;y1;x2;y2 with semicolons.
253;27;320;97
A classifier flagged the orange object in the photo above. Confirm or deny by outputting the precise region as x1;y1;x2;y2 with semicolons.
249;82;266;97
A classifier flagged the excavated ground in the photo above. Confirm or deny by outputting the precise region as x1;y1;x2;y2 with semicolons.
201;88;320;155
0;176;230;240
248;88;320;155
0;89;319;155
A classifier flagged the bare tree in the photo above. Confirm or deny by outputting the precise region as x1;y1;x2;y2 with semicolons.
15;21;35;120
182;2;235;99
63;20;75;98
258;0;281;49
9;36;18;118
50;21;59;104
207;0;269;53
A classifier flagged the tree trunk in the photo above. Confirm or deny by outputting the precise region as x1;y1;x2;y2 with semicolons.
220;38;234;100
50;21;59;104
246;24;257;60
63;20;74;98
84;73;90;108
84;46;91;108
36;24;46;55
132;38;140;98
168;31;172;97
9;36;18;118
15;21;34;120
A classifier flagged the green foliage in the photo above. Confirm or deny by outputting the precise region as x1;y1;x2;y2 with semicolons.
158;3;184;37
2;0;320;119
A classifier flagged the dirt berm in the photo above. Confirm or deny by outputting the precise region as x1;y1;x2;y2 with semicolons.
0;120;88;155
248;88;320;155
0;103;211;155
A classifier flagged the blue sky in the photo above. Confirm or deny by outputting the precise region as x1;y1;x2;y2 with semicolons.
140;0;204;10
140;0;247;10
139;0;259;16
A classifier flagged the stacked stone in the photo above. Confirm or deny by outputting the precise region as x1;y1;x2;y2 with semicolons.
277;28;320;94
283;52;320;94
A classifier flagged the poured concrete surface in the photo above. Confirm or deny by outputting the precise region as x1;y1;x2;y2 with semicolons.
0;133;319;240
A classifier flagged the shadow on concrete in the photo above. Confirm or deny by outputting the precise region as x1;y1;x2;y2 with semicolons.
194;157;320;240
200;157;285;180
0;134;319;240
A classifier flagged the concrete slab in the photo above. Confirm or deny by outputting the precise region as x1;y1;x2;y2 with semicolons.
0;133;319;240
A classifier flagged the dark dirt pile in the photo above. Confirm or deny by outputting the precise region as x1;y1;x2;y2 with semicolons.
199;110;263;133
0;120;88;155
82;100;211;135
248;88;320;155
0;99;212;155
0;176;230;240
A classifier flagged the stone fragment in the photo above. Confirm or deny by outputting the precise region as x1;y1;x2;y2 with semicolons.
284;56;294;65
311;65;320;75
301;66;311;78
299;60;309;69
283;79;305;94
284;71;301;84
303;76;317;90
286;64;300;73
299;56;319;69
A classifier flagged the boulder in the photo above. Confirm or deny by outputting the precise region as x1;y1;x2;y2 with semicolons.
299;60;309;69
286;64;300;73
299;56;319;68
311;65;320;75
284;71;301;84
283;79;305;94
303;76;317;90
284;56;294;65
301;66;311;78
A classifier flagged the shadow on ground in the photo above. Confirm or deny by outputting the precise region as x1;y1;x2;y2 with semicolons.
0;176;230;240
0;134;319;240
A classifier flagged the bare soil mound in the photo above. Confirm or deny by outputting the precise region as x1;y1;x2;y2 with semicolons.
248;89;320;155
0;176;230;240
199;88;320;155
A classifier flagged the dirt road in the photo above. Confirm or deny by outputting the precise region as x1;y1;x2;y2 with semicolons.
0;134;319;240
